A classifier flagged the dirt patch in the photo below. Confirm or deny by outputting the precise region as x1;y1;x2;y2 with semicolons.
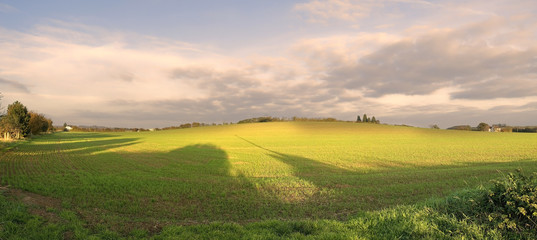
1;186;63;222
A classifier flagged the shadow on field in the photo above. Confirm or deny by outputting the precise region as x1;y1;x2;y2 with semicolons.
236;135;351;179
26;132;140;155
233;135;537;217
5;132;537;235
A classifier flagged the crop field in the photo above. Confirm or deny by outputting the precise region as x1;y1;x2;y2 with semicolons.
1;122;537;236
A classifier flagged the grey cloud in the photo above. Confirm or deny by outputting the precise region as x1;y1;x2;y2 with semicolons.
521;101;537;109
0;78;31;93
167;63;359;119
452;77;537;99
100;78;364;128
170;67;260;93
317;21;537;100
380;103;537;128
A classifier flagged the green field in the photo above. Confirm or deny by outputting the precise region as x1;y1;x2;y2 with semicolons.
1;122;537;237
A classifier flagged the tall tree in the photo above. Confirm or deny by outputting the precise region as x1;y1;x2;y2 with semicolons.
371;116;377;124
356;115;361;122
3;101;31;138
29;111;52;135
363;114;368;123
47;118;54;132
477;122;490;132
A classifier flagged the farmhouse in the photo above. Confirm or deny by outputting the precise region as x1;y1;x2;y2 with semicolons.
489;125;503;132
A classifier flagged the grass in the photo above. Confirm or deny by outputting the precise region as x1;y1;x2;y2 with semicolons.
1;122;537;238
0;186;513;239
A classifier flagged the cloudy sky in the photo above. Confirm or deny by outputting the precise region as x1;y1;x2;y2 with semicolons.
1;0;536;128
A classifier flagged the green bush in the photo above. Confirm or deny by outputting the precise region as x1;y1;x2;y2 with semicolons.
485;170;537;237
432;170;537;239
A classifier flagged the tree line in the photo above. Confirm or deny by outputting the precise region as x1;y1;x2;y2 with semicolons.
356;114;380;124
445;123;528;132
64;125;152;132
0;98;53;140
237;116;348;124
236;115;381;125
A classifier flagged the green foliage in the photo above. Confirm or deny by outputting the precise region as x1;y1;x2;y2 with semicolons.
238;116;283;124
513;126;537;133
1;101;31;138
291;116;338;122
237;116;342;124
430;170;537;239
477;122;490;131
357;113;379;124
485;170;537;237
29;111;53;135
448;125;472;131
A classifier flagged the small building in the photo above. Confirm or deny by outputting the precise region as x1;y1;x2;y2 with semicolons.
490;125;502;132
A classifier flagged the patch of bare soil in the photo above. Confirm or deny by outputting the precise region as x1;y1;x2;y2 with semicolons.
1;186;63;222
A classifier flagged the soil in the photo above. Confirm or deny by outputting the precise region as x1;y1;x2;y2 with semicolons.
1;185;63;222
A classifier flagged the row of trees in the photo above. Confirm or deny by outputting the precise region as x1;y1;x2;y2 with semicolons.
356;114;380;124
161;122;216;130
447;123;514;132
237;116;342;124
0;98;53;140
236;115;382;125
65;125;152;132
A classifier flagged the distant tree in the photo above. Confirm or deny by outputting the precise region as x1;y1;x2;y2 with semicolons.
47;118;54;132
363;114;368;123
501;126;513;132
477;122;490;132
447;125;472;131
2;101;31;138
430;124;440;129
29;111;52;135
371;116;377;124
356;115;361;122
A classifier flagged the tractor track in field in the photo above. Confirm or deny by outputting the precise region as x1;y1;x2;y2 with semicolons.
0;185;64;223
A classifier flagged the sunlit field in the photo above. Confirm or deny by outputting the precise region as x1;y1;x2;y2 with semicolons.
1;122;537;237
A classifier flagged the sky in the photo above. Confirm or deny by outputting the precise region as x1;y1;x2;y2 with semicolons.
1;0;537;128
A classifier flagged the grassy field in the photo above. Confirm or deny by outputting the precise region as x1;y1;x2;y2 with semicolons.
1;122;537;237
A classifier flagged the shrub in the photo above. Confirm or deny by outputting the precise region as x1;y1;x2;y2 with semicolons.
485;170;537;237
